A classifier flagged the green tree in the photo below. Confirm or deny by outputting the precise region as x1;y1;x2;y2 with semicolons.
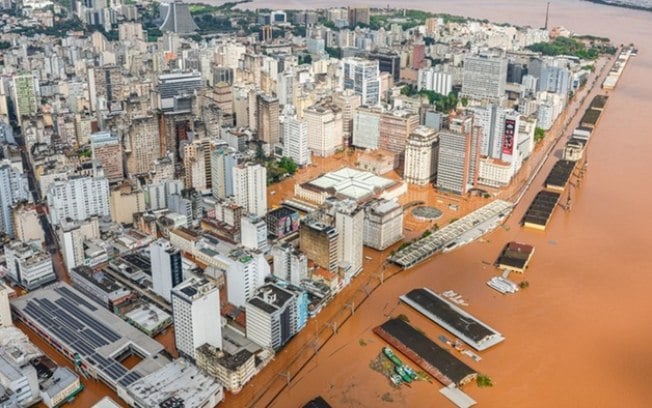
534;127;545;143
278;157;298;175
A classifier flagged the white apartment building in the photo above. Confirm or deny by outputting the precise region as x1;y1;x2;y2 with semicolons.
417;66;453;95
404;126;439;185
245;284;298;350
171;278;222;360
241;215;269;253
232;163;267;218
272;243;308;286
282;116;311;166
150;239;183;302
363;198;404;251
304;102;343;157
0;282;13;328
4;241;56;291
47;176;110;224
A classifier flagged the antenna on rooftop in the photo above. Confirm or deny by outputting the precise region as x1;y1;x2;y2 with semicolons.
544;2;550;30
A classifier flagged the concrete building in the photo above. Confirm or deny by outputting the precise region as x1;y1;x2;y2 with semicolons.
282;115;311;166
211;146;238;200
159;71;202;110
363;199;403;251
47;176;110;224
266;207;300;239
256;93;280;146
195;344;256;394
223;248;269;308
0;282;13;328
367;51;401;83
88;66;123;113
241;215;269;253
183;139;211;192
232;163;267;218
352;106;382;150
436;115;480;195
12;203;44;243
379;110;420;158
272;243;308;286
417;66;453;95
12;74;39;123
171;278;222;360
90;131;123;183
404;126;439;185
333;90;362;146
341;57;381;106
538;65;571;95
58;217;100;271
109;184;146;225
461;54;508;101
125;360;223;408
300;216;339;273
125;114;159;176
150;239;183;302
330;200;364;284
304;100;343;157
245;284;300;350
4;241;56;290
0;162;31;237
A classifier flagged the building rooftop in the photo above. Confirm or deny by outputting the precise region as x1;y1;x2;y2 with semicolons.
11;283;167;390
126;360;223;408
304;167;399;202
248;284;295;314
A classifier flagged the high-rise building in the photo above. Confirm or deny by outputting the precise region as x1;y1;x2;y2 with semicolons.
436;115;480;195
0;282;13;328
352;106;382;150
58;217;100;271
331;200;364;284
183;140;211;192
404;126;439;185
282;115;311;166
379;110;420;157
126;114;159;176
256;93;280;146
417;66;453;95
272;243;308;286
221;247;269;307
232;163;267;218
300;217;339;273
47;177;110;224
159;71;203;110
461;54;508;101
348;6;370;27
159;0;199;33
332;90;362;147
367;50;401;83
211;147;238;200
304;100;343;157
341;58;381;106
171;278;222;361
88;66;123;113
150;239;183;302
12;204;43;243
245;284;300;350
241;215;269;253
363;198;404;250
4;241;56;291
0;163;30;237
90;131;123;183
12;74;39;123
538;66;571;95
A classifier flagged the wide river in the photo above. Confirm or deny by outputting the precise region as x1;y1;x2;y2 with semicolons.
203;0;652;407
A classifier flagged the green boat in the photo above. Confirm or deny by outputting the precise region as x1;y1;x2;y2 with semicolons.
394;365;413;383
383;347;418;381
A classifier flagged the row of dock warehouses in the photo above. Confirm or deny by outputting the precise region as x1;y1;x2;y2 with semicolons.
602;47;636;90
522;94;608;230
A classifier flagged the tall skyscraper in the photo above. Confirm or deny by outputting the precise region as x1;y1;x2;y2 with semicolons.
332;200;364;284
256;93;280;146
300;216;339;273
282;115;310;167
352;106;382;150
47;177;110;224
404;126;439;185
90;131;123;183
367;51;401;83
341;58;381;106
379;110;420;157
150;239;183;302
211;147;238;200
232;163;267;217
304;100;343;157
159;0;199;34
159;71;203;110
348;6;370;27
11;74;39;123
461;54;508;101
172;278;222;361
332;90;362;147
88;66;123;113
436;115;480;195
245;284;299;350
363;198;404;251
272;243;308;286
183;140;211;192
126;114;159;176
0;162;30;237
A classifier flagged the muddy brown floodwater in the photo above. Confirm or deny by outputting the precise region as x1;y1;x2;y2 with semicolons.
203;1;652;407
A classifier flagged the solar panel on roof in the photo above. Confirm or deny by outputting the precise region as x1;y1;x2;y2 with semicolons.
54;286;98;311
55;297;121;343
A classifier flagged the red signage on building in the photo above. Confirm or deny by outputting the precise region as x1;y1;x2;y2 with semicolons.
502;119;516;155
